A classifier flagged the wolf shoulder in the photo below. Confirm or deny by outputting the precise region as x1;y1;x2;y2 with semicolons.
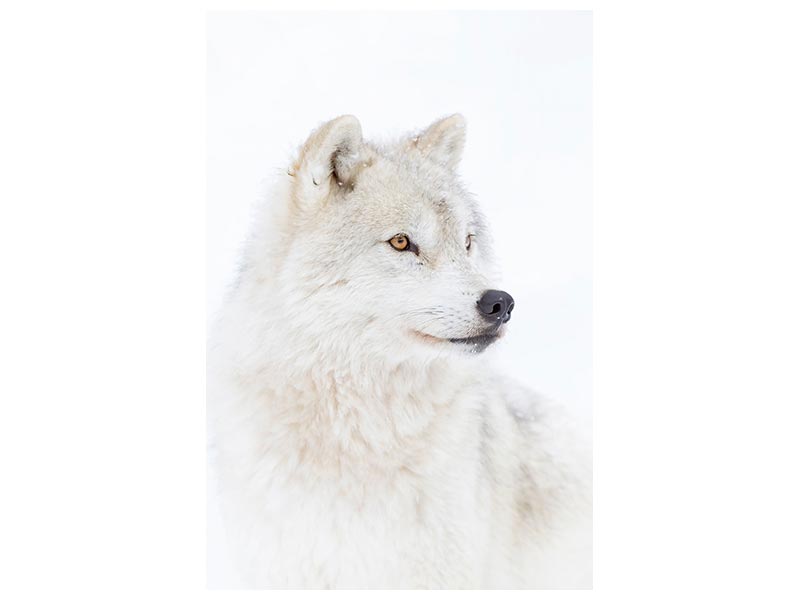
461;372;592;587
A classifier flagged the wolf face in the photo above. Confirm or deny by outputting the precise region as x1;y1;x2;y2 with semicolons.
247;115;514;363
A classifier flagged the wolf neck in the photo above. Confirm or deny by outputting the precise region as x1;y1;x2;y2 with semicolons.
258;340;476;466
270;341;469;411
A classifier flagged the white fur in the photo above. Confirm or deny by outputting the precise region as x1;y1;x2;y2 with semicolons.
208;115;592;589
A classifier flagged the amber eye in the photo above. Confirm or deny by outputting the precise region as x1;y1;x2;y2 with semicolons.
389;234;410;251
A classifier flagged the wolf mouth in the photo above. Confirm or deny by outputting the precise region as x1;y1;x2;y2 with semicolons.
448;333;500;351
411;329;501;352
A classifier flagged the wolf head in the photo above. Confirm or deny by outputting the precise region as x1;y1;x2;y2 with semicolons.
243;115;514;364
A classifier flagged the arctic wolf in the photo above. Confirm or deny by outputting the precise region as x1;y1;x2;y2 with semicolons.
208;115;591;588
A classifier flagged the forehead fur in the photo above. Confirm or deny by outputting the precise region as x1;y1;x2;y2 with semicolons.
346;140;485;238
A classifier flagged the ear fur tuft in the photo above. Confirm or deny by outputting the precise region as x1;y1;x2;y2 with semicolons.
412;114;467;170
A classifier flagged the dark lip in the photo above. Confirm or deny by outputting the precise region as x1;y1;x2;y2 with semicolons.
448;333;500;352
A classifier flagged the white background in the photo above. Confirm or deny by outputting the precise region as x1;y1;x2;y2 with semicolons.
1;1;799;598
207;12;592;586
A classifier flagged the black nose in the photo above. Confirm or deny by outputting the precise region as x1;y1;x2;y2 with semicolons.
476;289;515;324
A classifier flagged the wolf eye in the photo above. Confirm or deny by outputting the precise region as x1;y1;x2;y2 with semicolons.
389;234;410;251
388;234;419;255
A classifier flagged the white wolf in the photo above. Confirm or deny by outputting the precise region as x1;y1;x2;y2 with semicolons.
208;115;591;589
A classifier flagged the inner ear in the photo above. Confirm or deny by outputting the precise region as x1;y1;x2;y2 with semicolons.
295;115;363;193
331;135;361;186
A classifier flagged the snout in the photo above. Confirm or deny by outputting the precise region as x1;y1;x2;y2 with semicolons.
477;289;515;324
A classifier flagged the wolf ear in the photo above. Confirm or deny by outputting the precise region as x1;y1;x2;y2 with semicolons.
411;114;466;170
291;115;363;201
